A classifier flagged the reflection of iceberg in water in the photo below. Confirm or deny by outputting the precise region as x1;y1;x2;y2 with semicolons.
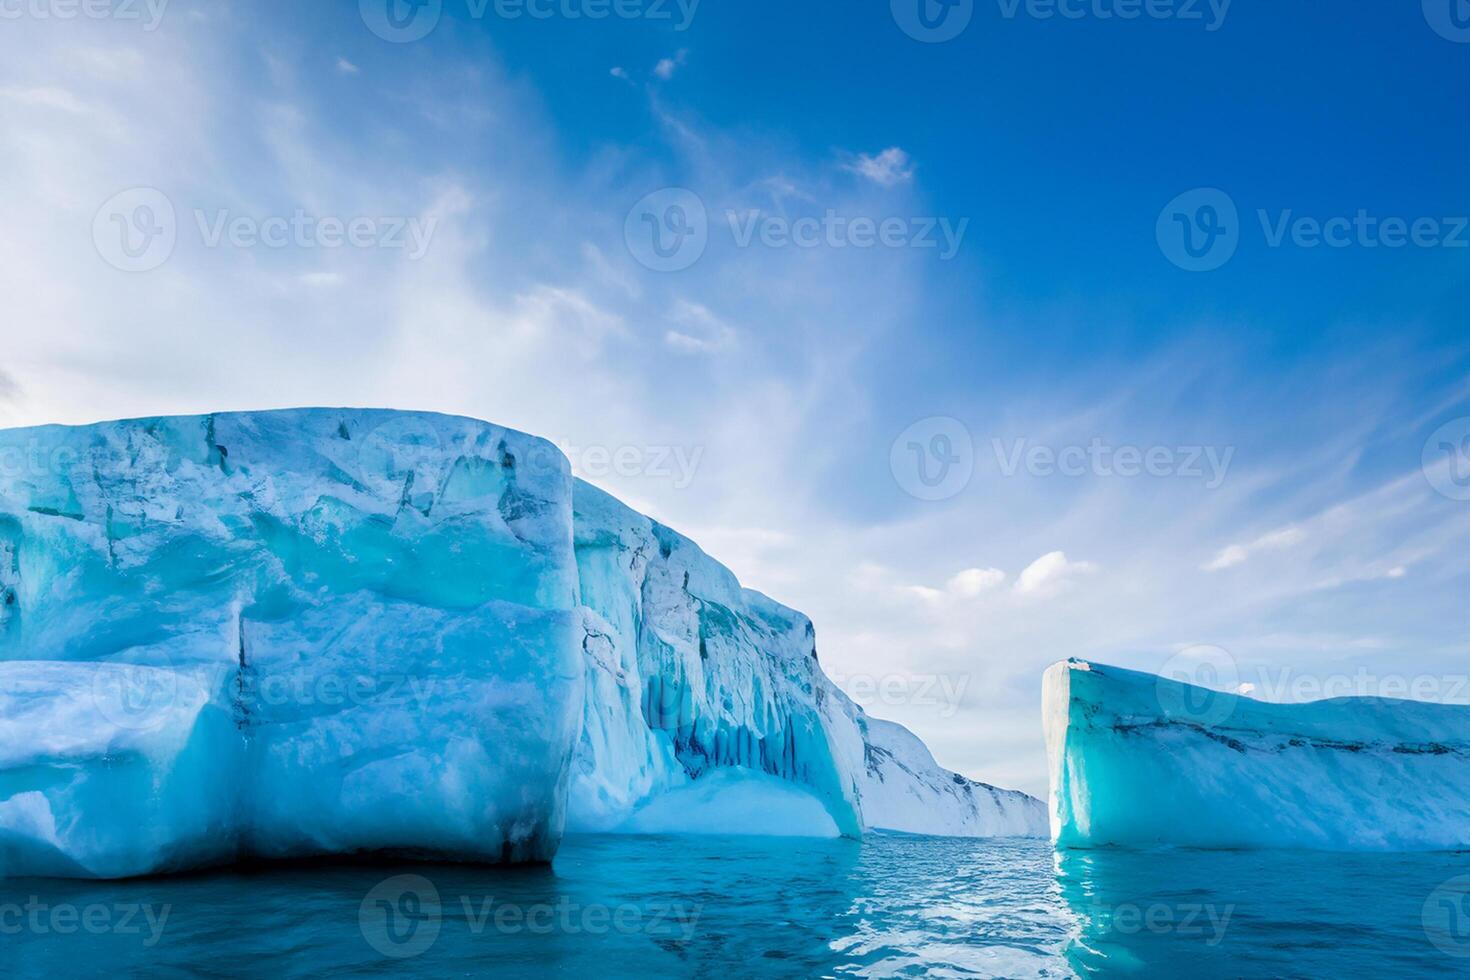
1055;846;1468;976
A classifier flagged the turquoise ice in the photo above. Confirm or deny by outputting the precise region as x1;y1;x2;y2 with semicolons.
0;410;1041;879
1044;658;1470;850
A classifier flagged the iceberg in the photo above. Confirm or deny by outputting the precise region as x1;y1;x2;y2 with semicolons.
0;409;1041;879
567;480;1045;839
1044;658;1470;851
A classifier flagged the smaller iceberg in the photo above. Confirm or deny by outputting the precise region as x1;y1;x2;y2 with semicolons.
1043;658;1470;851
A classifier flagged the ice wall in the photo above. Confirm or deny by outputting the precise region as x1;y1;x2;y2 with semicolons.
0;409;1042;879
1044;658;1470;851
567;481;1046;839
0;410;582;877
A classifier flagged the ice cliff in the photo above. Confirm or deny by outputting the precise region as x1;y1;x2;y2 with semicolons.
1044;658;1470;851
0;410;1042;879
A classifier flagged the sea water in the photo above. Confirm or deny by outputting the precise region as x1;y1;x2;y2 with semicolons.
1;835;1464;977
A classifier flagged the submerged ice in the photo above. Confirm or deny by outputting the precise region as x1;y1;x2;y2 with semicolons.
0;410;1041;879
1044;658;1470;851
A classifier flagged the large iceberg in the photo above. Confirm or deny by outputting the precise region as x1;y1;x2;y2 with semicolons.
1044;658;1470;850
0;410;1042;879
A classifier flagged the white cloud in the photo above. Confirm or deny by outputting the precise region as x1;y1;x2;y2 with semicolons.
336;57;359;75
610;66;629;80
1203;525;1305;571
0;85;92;113
664;300;736;355
1014;551;1096;597
846;147;914;187
948;567;1007;597
653;50;688;80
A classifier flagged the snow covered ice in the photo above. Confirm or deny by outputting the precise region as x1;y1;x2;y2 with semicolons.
1044;658;1470;851
0;409;1042;879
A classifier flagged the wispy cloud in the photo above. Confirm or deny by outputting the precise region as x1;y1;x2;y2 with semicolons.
1203;526;1306;571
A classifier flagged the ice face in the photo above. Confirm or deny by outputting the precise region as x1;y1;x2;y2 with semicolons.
0;409;1041;879
0;410;582;877
1044;658;1470;851
567;480;1047;840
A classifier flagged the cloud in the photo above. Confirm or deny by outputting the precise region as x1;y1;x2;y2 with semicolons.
654;50;688;80
335;57;359;75
664;300;736;355
1203;526;1306;571
947;567;1007;597
902;566;1007;606
0;85;92;114
845;147;914;187
1014;551;1096;597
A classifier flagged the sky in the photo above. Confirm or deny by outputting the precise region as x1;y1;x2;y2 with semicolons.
1;0;1467;797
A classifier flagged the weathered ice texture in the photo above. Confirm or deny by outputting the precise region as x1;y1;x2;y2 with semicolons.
566;481;1046;839
1044;658;1470;851
0;410;582;877
0;409;1041;879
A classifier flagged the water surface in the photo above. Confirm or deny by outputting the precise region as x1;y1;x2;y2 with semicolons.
1;835;1463;977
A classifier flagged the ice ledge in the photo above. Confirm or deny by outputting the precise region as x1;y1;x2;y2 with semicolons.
1044;658;1470;851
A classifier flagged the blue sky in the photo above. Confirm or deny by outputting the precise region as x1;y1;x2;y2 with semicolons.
1;0;1467;795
